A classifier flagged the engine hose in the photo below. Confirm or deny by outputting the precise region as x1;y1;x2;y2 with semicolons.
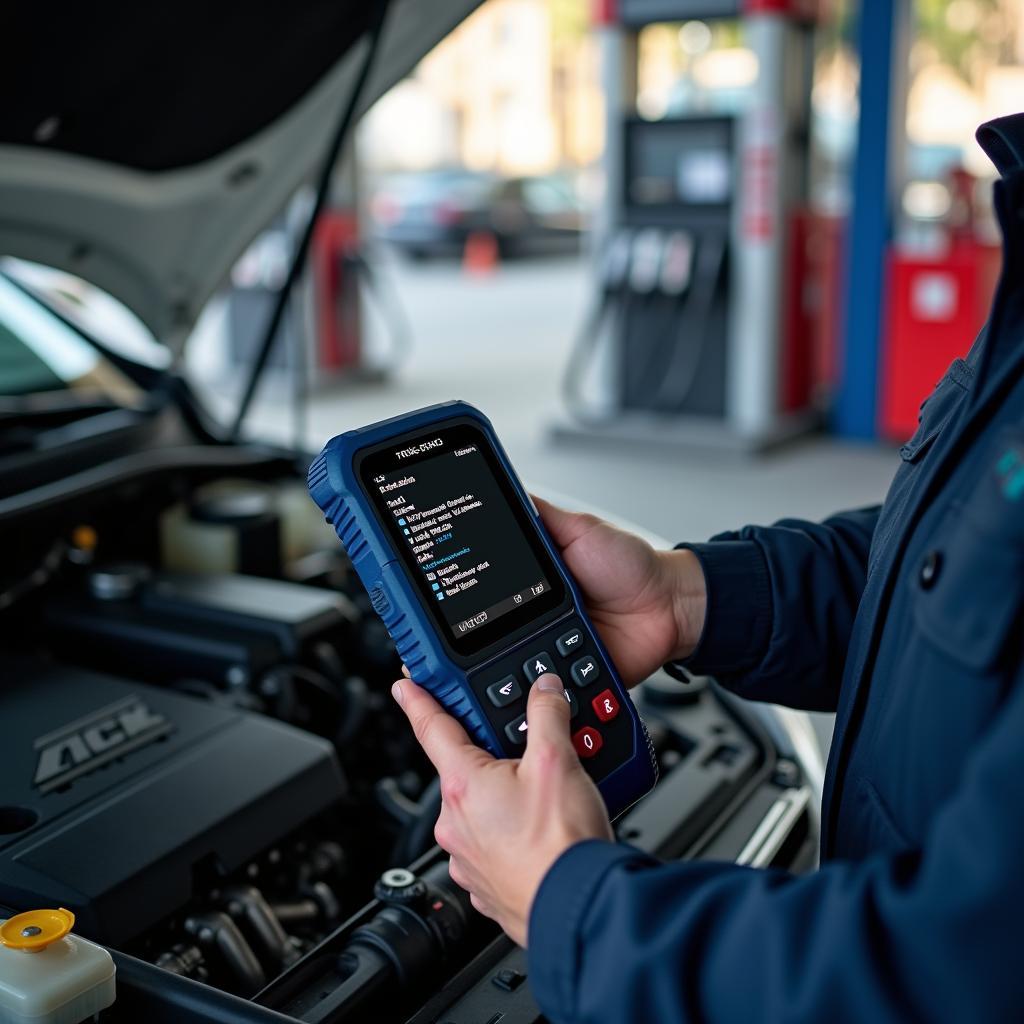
394;778;442;865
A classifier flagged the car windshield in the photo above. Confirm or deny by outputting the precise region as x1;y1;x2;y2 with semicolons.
0;271;145;407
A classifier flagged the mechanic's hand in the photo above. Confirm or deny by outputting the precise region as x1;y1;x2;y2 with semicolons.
392;672;612;947
533;496;707;685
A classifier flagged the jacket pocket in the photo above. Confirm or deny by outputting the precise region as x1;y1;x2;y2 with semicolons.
912;426;1024;673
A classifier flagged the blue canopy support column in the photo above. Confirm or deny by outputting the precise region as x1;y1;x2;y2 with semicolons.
834;0;912;439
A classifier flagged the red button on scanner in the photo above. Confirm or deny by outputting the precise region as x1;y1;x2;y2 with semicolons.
572;726;603;759
591;689;620;723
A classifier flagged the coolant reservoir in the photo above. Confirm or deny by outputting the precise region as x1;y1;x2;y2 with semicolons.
0;909;115;1024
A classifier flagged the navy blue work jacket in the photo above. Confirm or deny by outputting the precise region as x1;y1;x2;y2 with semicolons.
528;114;1024;1023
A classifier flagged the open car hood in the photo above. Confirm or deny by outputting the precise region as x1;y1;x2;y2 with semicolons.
0;1;481;354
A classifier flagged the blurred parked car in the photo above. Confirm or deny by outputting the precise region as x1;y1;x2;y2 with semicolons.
369;168;584;258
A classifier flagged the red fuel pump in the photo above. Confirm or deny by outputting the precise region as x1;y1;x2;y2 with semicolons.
878;169;1001;441
311;210;362;375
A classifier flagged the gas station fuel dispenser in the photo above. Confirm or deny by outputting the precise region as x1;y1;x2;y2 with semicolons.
557;0;821;452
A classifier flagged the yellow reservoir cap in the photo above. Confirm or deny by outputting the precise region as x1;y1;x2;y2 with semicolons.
0;908;76;952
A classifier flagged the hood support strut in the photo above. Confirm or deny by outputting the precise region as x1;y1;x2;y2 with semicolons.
229;0;391;441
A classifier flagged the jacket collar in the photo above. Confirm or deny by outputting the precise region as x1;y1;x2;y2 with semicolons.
977;113;1024;178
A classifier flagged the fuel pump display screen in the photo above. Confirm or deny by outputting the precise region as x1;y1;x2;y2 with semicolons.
627;117;734;208
358;423;565;657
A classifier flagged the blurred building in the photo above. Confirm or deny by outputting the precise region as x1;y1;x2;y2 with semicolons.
907;0;1024;178
359;0;604;175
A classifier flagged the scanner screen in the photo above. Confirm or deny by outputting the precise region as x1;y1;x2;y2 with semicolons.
358;421;565;657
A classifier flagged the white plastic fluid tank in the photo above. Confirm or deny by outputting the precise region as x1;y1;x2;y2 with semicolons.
0;909;116;1024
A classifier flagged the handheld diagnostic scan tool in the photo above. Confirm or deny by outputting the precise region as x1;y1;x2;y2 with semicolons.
308;402;658;818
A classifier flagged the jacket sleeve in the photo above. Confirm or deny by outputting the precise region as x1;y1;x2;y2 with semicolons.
669;506;880;712
527;667;1024;1024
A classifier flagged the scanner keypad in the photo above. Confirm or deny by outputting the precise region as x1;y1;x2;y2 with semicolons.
470;616;632;781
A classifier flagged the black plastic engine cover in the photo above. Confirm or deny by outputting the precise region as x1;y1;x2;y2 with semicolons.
0;658;345;946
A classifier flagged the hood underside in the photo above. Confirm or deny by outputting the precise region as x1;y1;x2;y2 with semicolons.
0;1;482;353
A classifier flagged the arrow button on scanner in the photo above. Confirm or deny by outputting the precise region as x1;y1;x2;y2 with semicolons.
487;675;522;708
522;652;556;684
570;655;601;688
556;627;584;656
505;713;529;746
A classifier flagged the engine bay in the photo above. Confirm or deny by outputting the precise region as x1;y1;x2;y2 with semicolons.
0;447;816;1022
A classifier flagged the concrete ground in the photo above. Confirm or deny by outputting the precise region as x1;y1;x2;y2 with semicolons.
237;252;898;542
210;251;900;754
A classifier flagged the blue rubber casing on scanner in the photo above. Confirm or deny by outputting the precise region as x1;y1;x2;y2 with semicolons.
307;401;657;819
